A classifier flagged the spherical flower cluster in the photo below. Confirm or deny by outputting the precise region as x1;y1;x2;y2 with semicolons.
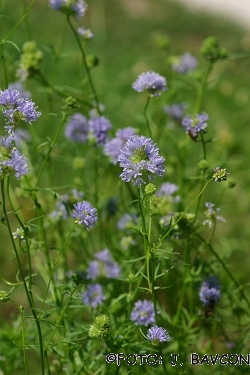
199;276;220;306
0;135;29;180
88;115;112;146
118;135;165;187
82;284;106;308
65;113;89;143
146;325;171;346
172;52;197;74
164;103;186;122
72;200;98;230
50;0;87;19
182;112;209;141
86;249;121;280
213;166;230;182
0;88;41;129
104;127;136;164
132;71;167;97
130;299;156;326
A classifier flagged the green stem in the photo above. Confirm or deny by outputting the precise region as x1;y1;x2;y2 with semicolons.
40;224;76;314
0;43;8;89
194;170;205;217
195;232;250;311
144;95;152;138
194;61;213;114
66;15;100;110
35;111;69;187
2;0;35;42
1;178;45;375
157;177;214;247
200;132;207;160
22;0;32;39
19;305;30;375
45;286;77;348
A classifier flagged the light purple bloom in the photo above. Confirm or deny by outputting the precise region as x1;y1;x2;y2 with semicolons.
146;325;171;345
88;115;112;146
50;0;87;19
78;27;94;39
172;52;197;74
164;103;186;122
213;166;230;182
156;182;179;196
132;71;167;97
182;112;208;140
199;277;220;306
0;88;41;128
104;127;136;164
82;284;106;308
118;135;165;187
117;213;137;230
130;300;156;326
86;249;121;280
8;82;31;99
65;113;89;143
3;148;29;179
72;201;98;230
203;202;226;228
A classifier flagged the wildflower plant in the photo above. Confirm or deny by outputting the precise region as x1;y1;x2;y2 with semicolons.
0;2;249;375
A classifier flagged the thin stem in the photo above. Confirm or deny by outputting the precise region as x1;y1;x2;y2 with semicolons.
22;0;32;39
19;305;30;375
1;178;45;375
144;95;152;138
35;111;69;187
200;132;207;160
0;43;8;89
157;177;214;247
194;170;205;217
45;285;77;348
40;224;76;314
195;231;250;311
2;0;35;42
194;62;213;114
66;15;100;110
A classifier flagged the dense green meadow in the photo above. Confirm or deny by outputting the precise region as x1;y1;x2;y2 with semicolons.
0;0;250;374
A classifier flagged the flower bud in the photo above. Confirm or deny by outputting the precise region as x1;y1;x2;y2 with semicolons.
88;314;110;339
0;290;9;303
145;183;156;195
198;159;209;171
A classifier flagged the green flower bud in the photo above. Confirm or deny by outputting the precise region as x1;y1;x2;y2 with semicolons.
226;177;236;189
20;41;43;71
88;314;110;339
86;55;99;68
64;96;78;109
145;183;156;195
0;290;9;303
200;36;227;62
73;157;85;170
198;159;209;171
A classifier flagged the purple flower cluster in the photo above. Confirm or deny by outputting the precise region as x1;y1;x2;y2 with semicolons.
89;115;112;146
65;113;89;143
118;135;165;187
72;200;98;230
156;182;181;203
182;112;209;141
65;113;112;146
78;27;94;39
164;103;186;122
86;249;121;280
146;325;171;345
50;189;84;221
130;300;156;326
0;88;41;130
203;202;226;228
104;127;135;164
50;0;87;19
82;284;106;308
132;71;167;97
172;52;197;74
199;276;220;306
0;134;29;179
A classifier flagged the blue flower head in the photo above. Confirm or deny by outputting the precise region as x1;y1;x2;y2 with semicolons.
82;284;106;308
118;135;165;187
199;276;220;306
146;325;171;346
130;300;156;326
164;103;186;122
172;52;197;74
86;249;121;280
65;113;89;143
132;71;167;97
0;135;29;179
104;127;136;164
182;112;209;141
50;0;87;19
88;115;112;146
72;200;98;230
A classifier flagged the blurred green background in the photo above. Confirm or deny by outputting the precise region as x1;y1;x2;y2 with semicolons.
0;0;250;315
